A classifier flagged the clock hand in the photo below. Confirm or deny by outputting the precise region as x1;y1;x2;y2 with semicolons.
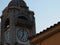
20;30;24;39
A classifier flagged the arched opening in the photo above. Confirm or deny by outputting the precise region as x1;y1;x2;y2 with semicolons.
18;16;28;20
6;43;10;45
4;18;10;28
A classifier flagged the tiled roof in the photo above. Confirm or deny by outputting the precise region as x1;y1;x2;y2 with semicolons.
30;22;60;43
37;22;60;36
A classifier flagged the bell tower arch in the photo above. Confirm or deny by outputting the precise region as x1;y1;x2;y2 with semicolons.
1;0;36;45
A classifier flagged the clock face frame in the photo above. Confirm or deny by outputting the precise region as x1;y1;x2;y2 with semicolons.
5;29;10;43
16;28;29;42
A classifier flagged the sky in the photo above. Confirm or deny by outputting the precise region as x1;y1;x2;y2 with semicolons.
0;0;60;33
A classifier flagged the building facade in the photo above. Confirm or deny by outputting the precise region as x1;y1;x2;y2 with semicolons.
1;0;36;45
1;0;60;45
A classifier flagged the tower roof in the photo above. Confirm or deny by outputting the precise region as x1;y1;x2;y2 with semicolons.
8;0;28;8
2;0;29;14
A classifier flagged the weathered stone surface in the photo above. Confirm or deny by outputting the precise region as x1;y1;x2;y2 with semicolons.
1;0;36;45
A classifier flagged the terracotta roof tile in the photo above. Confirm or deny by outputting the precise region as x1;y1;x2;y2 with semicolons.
30;22;60;40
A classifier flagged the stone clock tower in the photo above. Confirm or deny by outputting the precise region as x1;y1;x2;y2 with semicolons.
1;0;36;45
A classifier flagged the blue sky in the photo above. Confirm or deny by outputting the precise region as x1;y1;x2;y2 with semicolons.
0;0;60;33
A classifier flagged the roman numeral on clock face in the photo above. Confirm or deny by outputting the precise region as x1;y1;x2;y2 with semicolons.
17;28;29;42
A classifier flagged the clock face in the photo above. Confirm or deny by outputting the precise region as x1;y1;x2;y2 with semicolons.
17;28;29;42
5;31;10;43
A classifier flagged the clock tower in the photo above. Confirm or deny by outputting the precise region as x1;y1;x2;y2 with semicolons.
1;0;36;45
